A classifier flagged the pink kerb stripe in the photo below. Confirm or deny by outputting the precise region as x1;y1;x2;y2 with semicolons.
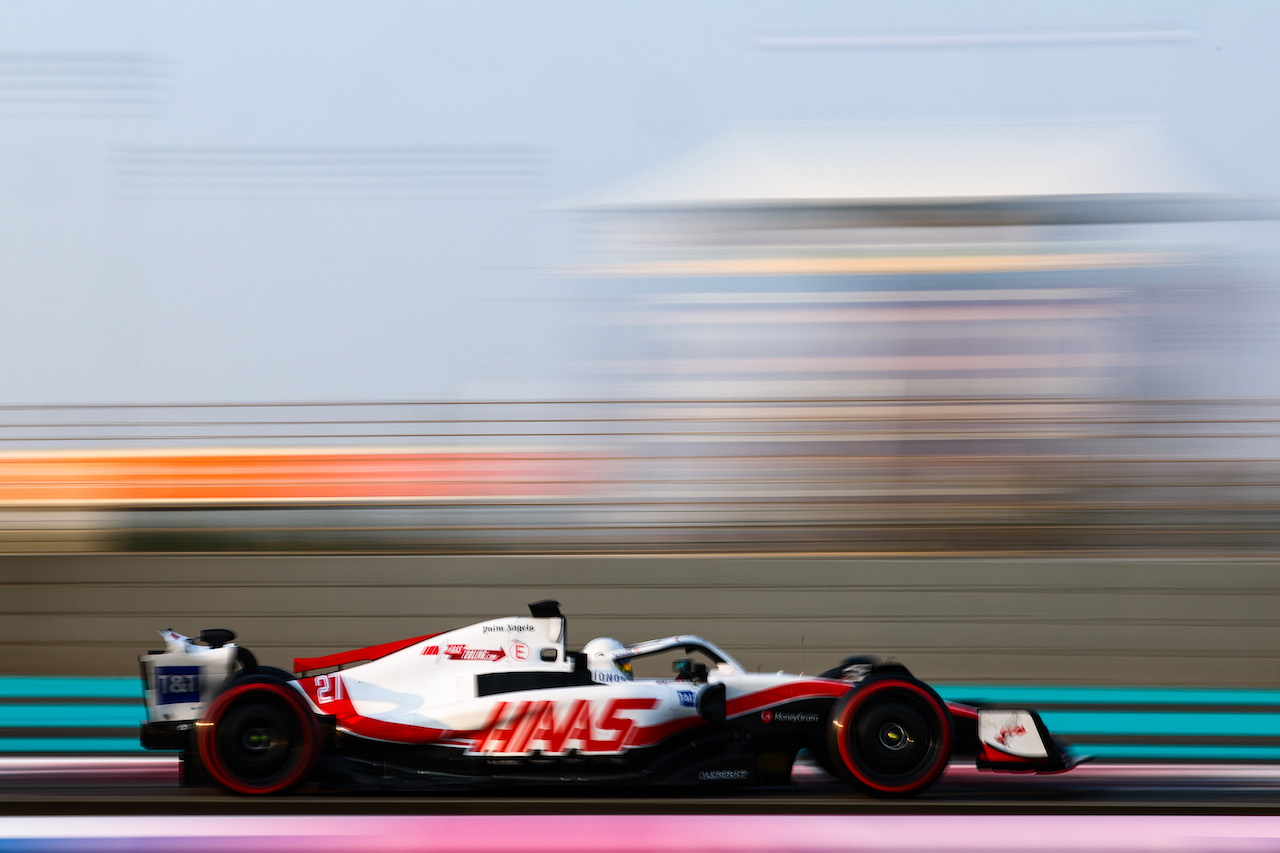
2;815;1280;851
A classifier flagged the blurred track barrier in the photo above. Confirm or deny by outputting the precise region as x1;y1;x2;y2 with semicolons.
0;678;139;754
7;677;1280;762
2;398;1280;554
4;554;1276;684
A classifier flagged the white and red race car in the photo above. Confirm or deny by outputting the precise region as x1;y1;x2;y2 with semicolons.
139;601;1078;797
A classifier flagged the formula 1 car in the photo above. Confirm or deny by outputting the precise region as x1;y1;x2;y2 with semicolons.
138;601;1079;797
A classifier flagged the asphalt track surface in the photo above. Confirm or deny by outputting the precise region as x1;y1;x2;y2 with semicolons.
4;757;1280;816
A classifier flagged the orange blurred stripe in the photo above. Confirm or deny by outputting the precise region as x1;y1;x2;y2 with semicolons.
0;450;590;504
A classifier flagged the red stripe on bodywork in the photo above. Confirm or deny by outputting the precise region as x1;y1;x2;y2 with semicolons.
981;742;1045;765
725;680;848;718
293;633;444;674
628;715;704;747
298;675;467;744
947;702;980;720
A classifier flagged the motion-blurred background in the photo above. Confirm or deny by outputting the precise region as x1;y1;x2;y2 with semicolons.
3;2;1280;759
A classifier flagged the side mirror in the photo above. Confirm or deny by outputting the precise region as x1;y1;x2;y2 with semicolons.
697;682;726;725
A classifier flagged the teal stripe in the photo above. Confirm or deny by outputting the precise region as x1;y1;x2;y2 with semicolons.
0;705;141;728
936;685;1280;706
4;678;1280;759
0;677;141;700
1039;711;1280;737
0;738;147;753
1068;743;1280;761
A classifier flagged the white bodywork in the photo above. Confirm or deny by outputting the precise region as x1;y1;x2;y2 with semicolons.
978;709;1050;759
139;630;237;723
289;618;835;755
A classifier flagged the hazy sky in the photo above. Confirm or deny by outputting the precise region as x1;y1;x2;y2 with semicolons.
2;1;1278;405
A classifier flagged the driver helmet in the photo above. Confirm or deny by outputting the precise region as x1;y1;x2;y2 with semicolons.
582;637;633;682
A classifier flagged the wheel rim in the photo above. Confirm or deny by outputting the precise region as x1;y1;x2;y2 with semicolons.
216;699;302;785
198;683;318;795
878;722;909;751
851;694;937;783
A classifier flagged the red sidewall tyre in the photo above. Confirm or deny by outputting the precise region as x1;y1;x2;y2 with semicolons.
827;677;952;797
197;681;320;795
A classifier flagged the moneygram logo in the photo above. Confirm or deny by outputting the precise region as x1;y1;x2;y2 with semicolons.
762;710;820;724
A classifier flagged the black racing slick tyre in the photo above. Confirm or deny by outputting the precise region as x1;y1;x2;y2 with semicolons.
234;665;296;684
196;681;320;795
825;676;953;798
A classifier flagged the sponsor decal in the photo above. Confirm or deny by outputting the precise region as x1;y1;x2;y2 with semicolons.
995;716;1027;746
677;690;696;708
761;708;820;724
511;641;530;662
773;711;821;724
314;673;345;704
698;769;751;781
422;645;439;655
470;698;659;756
443;644;507;663
155;666;200;705
484;624;537;634
978;709;1047;759
591;670;631;683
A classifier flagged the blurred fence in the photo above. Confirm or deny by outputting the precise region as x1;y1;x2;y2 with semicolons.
4;553;1278;685
1;397;1279;553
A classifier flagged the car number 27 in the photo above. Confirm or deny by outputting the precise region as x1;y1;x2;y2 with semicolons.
315;674;345;703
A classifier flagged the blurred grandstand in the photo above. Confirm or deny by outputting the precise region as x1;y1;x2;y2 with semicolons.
2;123;1277;556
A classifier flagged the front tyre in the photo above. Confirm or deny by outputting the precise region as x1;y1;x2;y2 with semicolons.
826;677;952;797
196;681;319;795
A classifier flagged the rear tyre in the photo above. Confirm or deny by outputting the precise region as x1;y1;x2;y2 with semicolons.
234;665;296;683
826;676;952;797
196;682;319;795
